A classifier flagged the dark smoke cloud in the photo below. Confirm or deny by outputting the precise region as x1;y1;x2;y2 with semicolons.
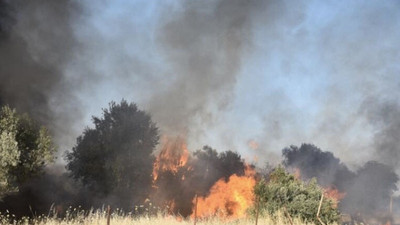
342;161;398;214
283;144;399;215
1;0;400;219
1;0;399;167
0;0;88;218
0;0;14;40
147;0;263;137
283;144;355;191
0;166;86;219
0;0;84;152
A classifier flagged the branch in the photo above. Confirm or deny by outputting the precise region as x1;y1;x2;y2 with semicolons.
316;193;326;225
283;205;294;225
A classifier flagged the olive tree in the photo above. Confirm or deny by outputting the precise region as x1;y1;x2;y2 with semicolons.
0;106;55;198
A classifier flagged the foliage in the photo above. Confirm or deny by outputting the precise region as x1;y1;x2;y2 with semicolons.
194;146;246;179
65;100;159;208
341;161;398;214
282;144;355;192
254;166;340;224
0;106;56;198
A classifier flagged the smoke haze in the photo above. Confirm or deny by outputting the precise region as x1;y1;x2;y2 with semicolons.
0;0;399;168
283;144;399;214
1;0;400;217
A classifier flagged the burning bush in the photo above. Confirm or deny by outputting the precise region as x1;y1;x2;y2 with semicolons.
151;143;250;218
192;165;256;219
254;166;340;224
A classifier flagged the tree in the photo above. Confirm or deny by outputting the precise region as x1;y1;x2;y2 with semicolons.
341;161;398;214
150;145;247;217
283;144;355;192
0;106;55;198
65;100;159;209
254;166;340;224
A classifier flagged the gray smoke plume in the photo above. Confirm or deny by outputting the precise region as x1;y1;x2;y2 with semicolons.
0;0;399;168
147;0;260;136
0;0;83;154
1;0;400;219
283;144;399;215
361;98;400;171
69;0;265;142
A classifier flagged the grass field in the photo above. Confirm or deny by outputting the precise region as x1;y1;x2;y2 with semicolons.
0;209;325;225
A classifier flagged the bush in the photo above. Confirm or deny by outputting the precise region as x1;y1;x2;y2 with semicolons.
254;166;340;224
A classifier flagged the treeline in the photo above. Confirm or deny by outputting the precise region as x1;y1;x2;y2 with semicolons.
0;100;251;218
0;100;160;216
0;100;398;223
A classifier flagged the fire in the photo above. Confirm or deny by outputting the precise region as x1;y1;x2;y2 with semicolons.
192;166;256;219
151;136;192;213
247;139;259;150
293;168;301;180
152;137;256;219
324;187;346;208
292;168;345;208
152;136;190;181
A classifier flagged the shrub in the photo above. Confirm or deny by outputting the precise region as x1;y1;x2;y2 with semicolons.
254;166;340;224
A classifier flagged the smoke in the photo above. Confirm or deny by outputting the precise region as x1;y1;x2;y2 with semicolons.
1;0;398;168
146;0;260;137
1;0;400;219
0;0;84;153
0;0;92;217
283;144;355;191
230;0;400;167
360;98;400;171
0;166;86;218
0;0;13;39
283;144;399;215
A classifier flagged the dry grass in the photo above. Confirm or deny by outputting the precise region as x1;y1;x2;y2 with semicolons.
0;209;326;225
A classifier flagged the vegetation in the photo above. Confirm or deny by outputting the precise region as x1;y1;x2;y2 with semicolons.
254;166;340;224
0;105;55;198
0;208;330;225
65;100;159;208
0;103;341;224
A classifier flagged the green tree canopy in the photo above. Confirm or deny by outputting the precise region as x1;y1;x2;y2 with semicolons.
254;166;340;224
65;100;159;209
0;106;55;198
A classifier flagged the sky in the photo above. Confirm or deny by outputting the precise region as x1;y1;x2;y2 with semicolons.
68;0;400;169
2;0;400;170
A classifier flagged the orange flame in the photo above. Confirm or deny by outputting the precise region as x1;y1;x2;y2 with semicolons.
324;187;346;208
292;168;345;208
192;166;256;219
152;136;189;181
151;136;191;213
247;139;259;150
293;168;301;180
